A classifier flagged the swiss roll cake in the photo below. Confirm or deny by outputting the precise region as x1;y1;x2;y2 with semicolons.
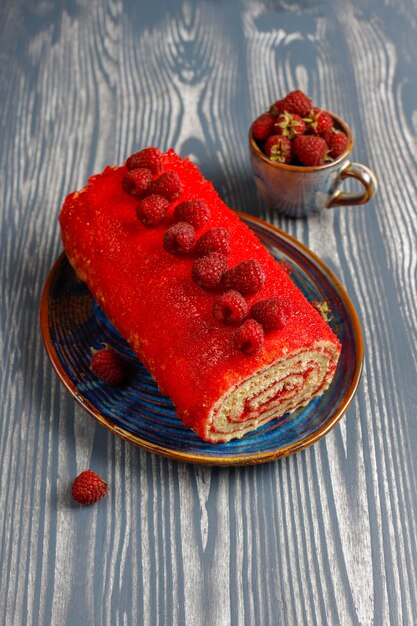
59;147;341;442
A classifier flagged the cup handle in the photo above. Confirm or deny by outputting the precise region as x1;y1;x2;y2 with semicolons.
327;161;377;207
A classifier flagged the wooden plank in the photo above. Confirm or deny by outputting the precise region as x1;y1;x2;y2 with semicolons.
0;0;416;625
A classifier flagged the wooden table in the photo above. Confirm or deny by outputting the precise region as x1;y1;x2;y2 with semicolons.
1;1;416;624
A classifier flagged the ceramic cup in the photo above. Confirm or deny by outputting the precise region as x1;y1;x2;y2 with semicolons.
249;113;377;218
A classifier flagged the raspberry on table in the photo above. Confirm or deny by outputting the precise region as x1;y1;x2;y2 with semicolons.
71;470;108;505
212;290;248;325
126;147;162;175
121;168;152;198
250;298;292;332
90;346;129;386
273;112;306;139
173;199;211;230
163;222;195;255
305;107;334;135
192;253;227;290
196;228;230;257
252;113;275;140
222;259;266;296
233;319;264;355
264;135;292;163
149;171;183;201
293;135;328;166
271;90;312;117
136;194;169;227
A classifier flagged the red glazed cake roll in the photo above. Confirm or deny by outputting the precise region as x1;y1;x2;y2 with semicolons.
59;148;341;443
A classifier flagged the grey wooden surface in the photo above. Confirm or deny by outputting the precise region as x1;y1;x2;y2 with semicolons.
1;0;417;624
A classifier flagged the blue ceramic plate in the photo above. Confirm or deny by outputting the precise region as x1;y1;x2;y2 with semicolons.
40;214;363;465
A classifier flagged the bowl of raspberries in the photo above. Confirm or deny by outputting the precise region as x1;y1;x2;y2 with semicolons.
249;90;377;217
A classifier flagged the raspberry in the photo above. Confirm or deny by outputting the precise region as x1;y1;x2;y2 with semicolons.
90;346;129;385
250;298;292;331
149;171;183;201
163;222;195;255
272;90;312;117
273;112;306;139
233;319;264;355
293;135;328;166
305;107;334;135
221;259;266;296
320;128;336;145
196;228;230;257
173;199;211;230
264;135;292;164
192;253;227;290
212;290;248;325
126;147;162;175
326;131;349;159
121;168;152;198
252;113;275;140
136;194;169;227
71;470;108;505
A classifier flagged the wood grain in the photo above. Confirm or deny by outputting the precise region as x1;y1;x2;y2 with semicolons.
1;0;417;624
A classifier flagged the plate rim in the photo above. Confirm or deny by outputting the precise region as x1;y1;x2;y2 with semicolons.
40;213;364;466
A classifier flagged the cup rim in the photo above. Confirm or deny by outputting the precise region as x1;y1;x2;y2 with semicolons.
249;111;354;172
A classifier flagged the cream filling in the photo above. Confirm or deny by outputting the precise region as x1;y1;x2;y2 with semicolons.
205;341;339;443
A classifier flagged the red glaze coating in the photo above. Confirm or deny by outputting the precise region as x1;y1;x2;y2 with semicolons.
59;149;341;441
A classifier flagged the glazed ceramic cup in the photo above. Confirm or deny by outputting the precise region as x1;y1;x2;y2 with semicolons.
249;113;377;218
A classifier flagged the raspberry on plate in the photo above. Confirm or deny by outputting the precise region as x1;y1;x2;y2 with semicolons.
121;168;152;198
212;290;248;325
222;259;266;296
196;228;230;257
136;194;169;227
250;298;292;332
90;346;129;386
293;135;328;166
71;470;108;505
252;113;275;140
264;135;292;163
126;147;162;175
163;222;195;255
192;253;227;290
174;199;211;230
233;319;264;355
149;171;183;201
